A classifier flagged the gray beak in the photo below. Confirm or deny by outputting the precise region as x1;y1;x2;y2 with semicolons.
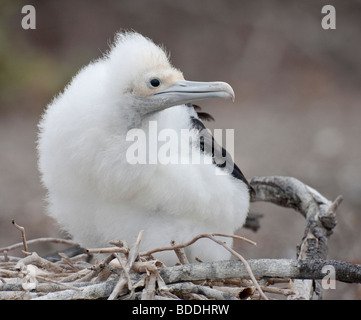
152;80;235;108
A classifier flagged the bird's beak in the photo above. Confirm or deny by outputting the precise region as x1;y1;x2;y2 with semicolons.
152;80;235;109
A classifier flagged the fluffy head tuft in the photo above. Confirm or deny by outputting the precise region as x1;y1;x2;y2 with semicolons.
105;32;184;97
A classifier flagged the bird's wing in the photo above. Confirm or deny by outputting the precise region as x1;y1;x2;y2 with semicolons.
188;104;254;195
192;104;215;122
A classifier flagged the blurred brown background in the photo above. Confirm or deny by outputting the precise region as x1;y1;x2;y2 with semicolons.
0;0;360;299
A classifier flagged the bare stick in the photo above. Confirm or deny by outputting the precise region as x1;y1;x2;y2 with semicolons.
109;240;130;256
140;233;266;297
0;238;79;254
14;252;64;273
159;258;361;285
170;240;189;265
142;233;266;299
320;195;343;230
211;233;257;246
168;282;238;300
141;271;157;300
204;234;268;300
11;220;28;256
127;230;144;269
108;230;144;300
141;233;255;257
212;285;255;299
86;247;127;254
108;254;130;300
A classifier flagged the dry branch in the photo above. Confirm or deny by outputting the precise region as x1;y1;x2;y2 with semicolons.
11;220;29;256
250;176;343;299
0;238;79;254
159;259;361;284
170;240;189;265
141;233;256;257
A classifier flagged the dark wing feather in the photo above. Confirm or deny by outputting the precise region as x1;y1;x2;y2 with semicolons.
196;112;215;122
189;110;254;196
188;104;215;122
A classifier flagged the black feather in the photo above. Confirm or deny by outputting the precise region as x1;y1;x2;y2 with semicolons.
186;103;215;122
191;104;202;111
189;114;253;196
197;112;215;122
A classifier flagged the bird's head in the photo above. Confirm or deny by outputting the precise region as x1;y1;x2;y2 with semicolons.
106;32;235;119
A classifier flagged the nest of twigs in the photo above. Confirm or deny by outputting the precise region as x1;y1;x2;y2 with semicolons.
0;221;296;300
1;176;349;300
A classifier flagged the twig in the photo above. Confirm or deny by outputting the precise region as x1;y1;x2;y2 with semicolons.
36;275;82;291
155;272;179;299
211;233;257;246
93;254;117;282
168;282;238;300
261;285;295;296
141;233;255;257
141;270;157;300
142;233;266;299
109;240;130;250
86;247;127;254
108;230;144;300
127;230;144;268
11;220;28;256
170;240;189;265
15;252;64;273
33;280;118;300
320;195;343;230
61;268;93;283
58;253;78;271
212;285;255;299
132;260;161;273
203;234;268;300
113;253;134;299
159;258;361;284
0;238;79;254
108;277;128;300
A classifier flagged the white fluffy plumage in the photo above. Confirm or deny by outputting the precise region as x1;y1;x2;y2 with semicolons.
37;32;250;265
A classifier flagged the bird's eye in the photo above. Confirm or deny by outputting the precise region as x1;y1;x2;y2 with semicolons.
149;78;160;88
